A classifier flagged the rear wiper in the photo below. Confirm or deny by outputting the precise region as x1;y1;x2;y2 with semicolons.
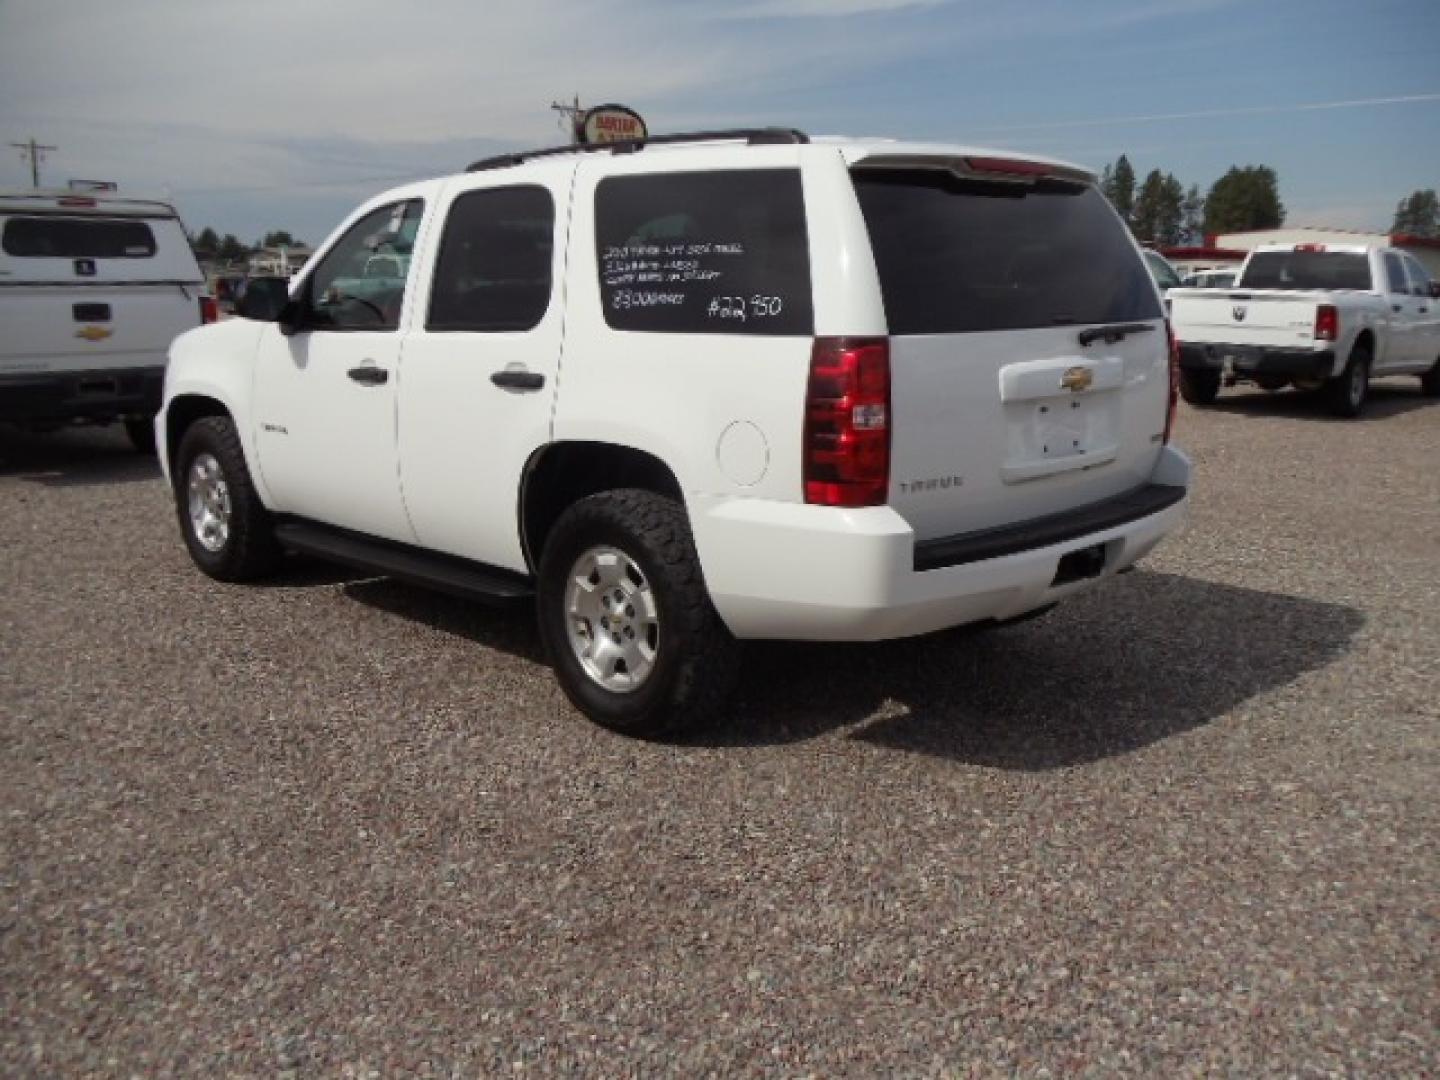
1077;322;1155;347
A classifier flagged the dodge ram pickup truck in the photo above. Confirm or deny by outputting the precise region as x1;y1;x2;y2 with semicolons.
1170;243;1440;416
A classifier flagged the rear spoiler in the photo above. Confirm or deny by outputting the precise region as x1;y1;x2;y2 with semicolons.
850;153;1094;186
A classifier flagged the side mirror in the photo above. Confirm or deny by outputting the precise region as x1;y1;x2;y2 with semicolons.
235;276;293;322
1430;282;1440;299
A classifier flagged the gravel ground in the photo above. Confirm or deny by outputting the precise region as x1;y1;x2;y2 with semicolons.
2;381;1437;1076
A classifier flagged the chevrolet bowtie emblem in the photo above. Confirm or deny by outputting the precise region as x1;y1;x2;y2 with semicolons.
1060;366;1093;392
75;325;113;342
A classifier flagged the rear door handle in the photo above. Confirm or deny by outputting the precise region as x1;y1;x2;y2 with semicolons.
490;370;545;391
347;366;389;386
1392;304;1403;313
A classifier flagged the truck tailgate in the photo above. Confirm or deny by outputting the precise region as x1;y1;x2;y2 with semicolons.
1171;289;1322;349
0;283;200;374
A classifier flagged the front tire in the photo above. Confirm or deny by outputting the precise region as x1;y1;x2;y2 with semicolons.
1324;344;1371;418
173;416;281;581
1179;368;1221;406
536;489;740;738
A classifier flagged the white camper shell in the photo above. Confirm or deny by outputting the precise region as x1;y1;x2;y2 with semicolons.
0;190;208;449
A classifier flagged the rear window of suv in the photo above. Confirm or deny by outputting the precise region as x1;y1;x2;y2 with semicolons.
2;216;158;258
1239;251;1371;291
852;169;1160;335
594;169;813;335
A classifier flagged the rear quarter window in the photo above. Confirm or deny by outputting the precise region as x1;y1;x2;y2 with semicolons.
2;216;158;258
594;169;813;335
852;169;1160;336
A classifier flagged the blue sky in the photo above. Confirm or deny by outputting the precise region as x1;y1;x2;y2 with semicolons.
2;0;1436;246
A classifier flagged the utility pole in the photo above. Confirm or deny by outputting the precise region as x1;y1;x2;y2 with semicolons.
10;136;57;188
550;95;584;143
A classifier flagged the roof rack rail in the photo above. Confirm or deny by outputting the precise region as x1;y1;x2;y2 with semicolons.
465;127;809;173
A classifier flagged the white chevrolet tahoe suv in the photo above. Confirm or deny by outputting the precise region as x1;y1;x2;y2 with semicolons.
1171;242;1440;416
158;129;1191;736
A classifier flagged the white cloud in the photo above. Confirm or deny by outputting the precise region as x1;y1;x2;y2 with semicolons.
0;0;955;232
721;0;950;17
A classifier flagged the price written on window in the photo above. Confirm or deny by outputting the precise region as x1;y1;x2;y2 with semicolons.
706;295;784;322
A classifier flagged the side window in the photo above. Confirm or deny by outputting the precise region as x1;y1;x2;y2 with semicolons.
1383;252;1409;295
304;199;424;331
594;169;814;335
427;186;555;332
1403;255;1433;298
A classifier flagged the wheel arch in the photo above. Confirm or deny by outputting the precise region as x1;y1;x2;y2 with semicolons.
520;441;684;572
165;393;231;474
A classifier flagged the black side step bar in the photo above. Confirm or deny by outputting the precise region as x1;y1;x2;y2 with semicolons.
274;521;533;604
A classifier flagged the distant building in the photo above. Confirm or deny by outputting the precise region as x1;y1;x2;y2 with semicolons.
1161;227;1440;279
248;243;313;278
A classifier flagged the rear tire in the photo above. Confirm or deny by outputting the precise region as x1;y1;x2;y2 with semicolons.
173;416;281;581
1324;344;1371;418
124;416;157;454
1179;368;1221;406
1421;356;1440;398
536;489;740;738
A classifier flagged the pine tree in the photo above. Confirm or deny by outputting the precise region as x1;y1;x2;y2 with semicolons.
1156;173;1186;246
192;226;220;256
1106;155;1136;226
1391;190;1439;238
1204;166;1285;235
1131;169;1167;242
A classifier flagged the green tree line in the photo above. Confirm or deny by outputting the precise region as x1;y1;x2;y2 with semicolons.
1101;156;1438;244
189;228;306;263
1099;155;1285;245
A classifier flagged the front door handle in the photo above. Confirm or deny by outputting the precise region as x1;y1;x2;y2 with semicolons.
490;369;545;391
347;366;389;386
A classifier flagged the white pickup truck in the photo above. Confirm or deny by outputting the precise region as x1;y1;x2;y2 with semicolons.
1171;243;1440;416
0;189;214;450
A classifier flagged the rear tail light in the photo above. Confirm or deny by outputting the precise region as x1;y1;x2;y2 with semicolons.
804;337;890;507
1314;304;1339;342
199;295;218;324
1164;322;1180;444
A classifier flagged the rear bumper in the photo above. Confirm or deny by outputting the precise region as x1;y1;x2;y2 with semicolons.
0;366;164;424
693;445;1191;641
1178;342;1336;379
